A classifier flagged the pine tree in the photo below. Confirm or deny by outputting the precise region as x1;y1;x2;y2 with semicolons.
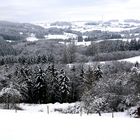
59;69;70;103
69;66;78;102
84;66;95;90
130;39;137;50
53;71;61;102
78;65;86;98
34;67;47;103
69;65;85;102
46;64;60;103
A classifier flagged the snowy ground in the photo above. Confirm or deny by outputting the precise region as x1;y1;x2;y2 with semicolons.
19;103;76;113
35;20;140;33
119;55;140;63
45;32;77;40
26;33;39;42
0;106;140;140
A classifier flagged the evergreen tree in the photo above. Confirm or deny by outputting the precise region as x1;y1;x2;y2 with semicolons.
69;65;85;102
84;66;95;90
46;64;60;103
34;67;47;103
78;65;86;98
53;71;61;102
129;39;137;50
69;66;79;102
59;69;70;102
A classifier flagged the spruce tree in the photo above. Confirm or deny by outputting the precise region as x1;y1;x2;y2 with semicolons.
59;69;70;103
34;67;47;103
46;64;60;103
84;66;95;90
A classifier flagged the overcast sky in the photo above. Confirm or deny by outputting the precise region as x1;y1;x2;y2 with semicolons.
0;0;140;23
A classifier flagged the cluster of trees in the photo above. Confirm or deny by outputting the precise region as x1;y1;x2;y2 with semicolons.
0;44;19;56
0;60;140;115
0;63;102;104
83;31;121;41
0;54;50;65
1;35;140;67
84;39;140;61
123;39;140;51
15;65;71;103
77;33;121;42
82;61;140;115
1;39;140;66
86;39;140;55
0;21;47;42
0;40;140;70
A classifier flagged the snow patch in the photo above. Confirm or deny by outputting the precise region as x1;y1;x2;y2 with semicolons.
45;32;77;40
75;41;91;46
26;33;38;42
119;56;140;63
0;106;139;140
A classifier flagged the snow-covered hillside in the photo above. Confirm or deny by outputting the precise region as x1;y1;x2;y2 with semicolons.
71;21;138;32
0;107;140;140
120;55;140;63
26;33;39;42
30;20;140;46
35;20;140;33
45;32;77;40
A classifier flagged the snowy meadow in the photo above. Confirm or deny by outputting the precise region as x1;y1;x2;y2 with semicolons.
0;103;140;140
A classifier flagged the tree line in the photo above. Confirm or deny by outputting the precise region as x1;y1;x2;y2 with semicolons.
9;64;102;104
0;61;140;115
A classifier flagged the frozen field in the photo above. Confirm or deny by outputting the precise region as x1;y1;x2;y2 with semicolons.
0;103;139;140
120;55;140;63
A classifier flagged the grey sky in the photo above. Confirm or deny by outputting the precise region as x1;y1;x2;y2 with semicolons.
0;0;140;23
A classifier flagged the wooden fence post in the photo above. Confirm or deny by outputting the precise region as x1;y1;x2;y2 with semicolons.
47;106;49;114
80;106;82;116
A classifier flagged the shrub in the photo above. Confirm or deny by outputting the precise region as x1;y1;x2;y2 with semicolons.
54;103;82;114
0;84;21;109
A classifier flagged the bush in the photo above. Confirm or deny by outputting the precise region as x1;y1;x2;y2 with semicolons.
54;103;82;114
0;84;21;109
82;68;140;114
127;106;140;118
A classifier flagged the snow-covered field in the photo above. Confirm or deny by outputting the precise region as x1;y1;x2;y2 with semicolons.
0;105;140;140
19;103;76;113
72;20;140;32
45;32;77;40
35;20;140;33
75;41;91;46
26;33;39;42
29;21;140;45
120;55;140;63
